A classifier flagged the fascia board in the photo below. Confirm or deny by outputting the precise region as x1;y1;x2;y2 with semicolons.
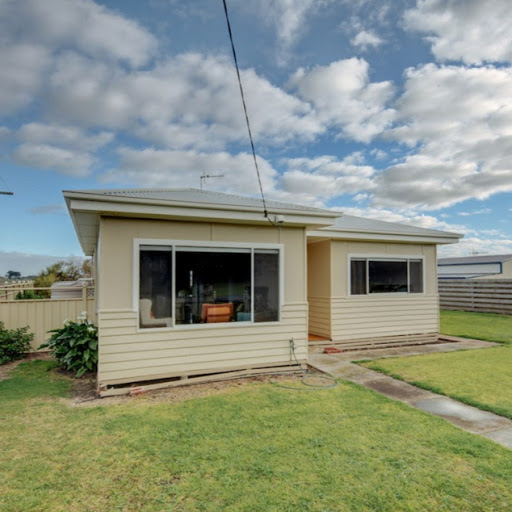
67;198;337;228
307;229;462;245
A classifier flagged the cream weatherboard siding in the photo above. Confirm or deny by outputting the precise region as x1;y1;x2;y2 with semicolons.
307;239;440;345
97;217;308;388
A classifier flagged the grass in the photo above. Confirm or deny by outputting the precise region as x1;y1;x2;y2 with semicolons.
361;310;512;419
1;361;512;511
440;309;512;344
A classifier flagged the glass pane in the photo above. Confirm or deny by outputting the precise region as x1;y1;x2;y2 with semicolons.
254;251;279;322
139;248;172;328
409;260;423;293
175;251;251;324
350;260;366;295
369;260;407;293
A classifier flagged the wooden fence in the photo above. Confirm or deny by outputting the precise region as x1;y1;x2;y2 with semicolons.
0;281;34;301
0;285;95;350
438;279;512;315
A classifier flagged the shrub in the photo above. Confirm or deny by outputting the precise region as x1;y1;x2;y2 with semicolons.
40;320;98;377
15;290;46;300
0;321;33;365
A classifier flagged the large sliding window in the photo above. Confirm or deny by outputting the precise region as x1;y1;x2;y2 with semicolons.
138;242;281;329
350;257;424;295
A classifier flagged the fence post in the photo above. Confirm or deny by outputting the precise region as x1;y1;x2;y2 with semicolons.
82;282;87;317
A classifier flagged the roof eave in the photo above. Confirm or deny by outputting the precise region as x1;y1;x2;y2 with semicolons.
307;228;462;245
64;193;341;255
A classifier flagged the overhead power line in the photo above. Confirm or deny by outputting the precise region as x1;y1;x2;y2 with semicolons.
221;0;272;223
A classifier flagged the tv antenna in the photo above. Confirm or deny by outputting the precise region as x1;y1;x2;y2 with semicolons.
200;172;224;190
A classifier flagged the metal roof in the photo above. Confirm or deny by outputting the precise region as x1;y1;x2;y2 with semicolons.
66;188;337;215
438;254;512;265
320;214;461;239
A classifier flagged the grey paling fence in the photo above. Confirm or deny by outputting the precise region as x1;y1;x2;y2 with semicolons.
438;279;512;315
0;285;95;351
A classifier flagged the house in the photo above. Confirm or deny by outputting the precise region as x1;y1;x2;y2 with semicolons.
50;278;93;299
438;254;512;280
64;188;461;395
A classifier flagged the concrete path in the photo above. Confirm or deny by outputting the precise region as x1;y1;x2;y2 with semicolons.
308;339;512;450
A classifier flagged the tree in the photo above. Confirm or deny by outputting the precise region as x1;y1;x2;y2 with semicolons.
5;270;21;280
33;258;92;295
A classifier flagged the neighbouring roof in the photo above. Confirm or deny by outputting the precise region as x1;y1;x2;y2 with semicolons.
438;254;512;265
64;188;341;255
309;214;462;245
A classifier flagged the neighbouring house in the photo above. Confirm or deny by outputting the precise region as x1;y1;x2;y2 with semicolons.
438;254;512;280
50;278;94;299
64;188;461;395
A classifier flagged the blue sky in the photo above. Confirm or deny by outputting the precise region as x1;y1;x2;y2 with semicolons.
1;0;512;275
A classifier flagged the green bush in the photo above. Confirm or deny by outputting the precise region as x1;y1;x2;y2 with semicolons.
40;320;98;377
15;290;46;300
0;321;33;365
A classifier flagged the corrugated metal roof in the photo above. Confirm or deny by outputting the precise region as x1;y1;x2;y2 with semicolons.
322;214;460;238
68;188;337;214
438;254;512;265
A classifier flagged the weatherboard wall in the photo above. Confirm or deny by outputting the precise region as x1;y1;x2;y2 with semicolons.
307;240;439;344
331;241;439;342
97;217;308;387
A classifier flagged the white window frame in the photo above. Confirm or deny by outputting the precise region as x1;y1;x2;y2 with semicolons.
133;238;285;330
348;254;426;297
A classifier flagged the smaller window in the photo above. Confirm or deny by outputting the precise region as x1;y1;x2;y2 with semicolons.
350;257;424;296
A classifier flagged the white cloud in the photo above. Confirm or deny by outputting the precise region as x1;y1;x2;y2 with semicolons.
351;30;384;50
13;144;94;177
0;251;77;277
289;58;395;142
46;52;323;149
0;0;156;68
373;64;512;209
404;0;512;64
279;153;376;199
339;206;467;234
438;236;512;257
102;147;278;197
0;44;50;114
458;208;491;217
18;123;113;151
237;0;331;56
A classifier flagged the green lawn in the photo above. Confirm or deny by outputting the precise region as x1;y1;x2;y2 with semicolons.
361;310;512;419
441;309;512;344
2;361;512;511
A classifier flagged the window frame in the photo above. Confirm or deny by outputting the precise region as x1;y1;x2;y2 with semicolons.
133;238;284;330
348;254;426;297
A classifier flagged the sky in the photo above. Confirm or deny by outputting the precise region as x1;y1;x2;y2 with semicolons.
1;0;512;275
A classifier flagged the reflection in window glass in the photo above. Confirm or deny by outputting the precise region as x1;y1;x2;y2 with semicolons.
409;260;423;293
139;247;173;328
254;250;279;322
350;260;366;295
175;250;251;325
369;261;408;293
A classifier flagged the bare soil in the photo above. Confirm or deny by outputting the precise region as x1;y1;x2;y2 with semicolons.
70;371;309;408
2;355;326;407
